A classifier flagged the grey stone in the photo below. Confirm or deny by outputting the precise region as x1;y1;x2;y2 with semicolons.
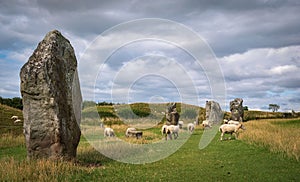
205;100;223;124
20;30;82;160
230;98;244;121
165;103;180;125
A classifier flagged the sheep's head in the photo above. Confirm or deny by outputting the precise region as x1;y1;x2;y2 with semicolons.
240;124;246;130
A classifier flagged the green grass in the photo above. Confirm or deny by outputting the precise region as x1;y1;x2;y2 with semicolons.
1;129;299;181
1;103;300;181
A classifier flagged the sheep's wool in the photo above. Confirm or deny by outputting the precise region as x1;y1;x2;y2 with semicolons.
20;30;82;160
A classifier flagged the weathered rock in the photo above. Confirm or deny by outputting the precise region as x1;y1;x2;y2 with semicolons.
230;98;244;121
20;30;82;160
165;103;180;125
205;100;223;124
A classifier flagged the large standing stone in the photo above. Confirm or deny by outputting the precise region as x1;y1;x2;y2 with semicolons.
230;98;244;121
20;30;82;160
205;100;223;124
165;103;180;125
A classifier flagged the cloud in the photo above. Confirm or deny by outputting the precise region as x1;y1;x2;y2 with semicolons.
1;0;300;111
220;45;300;111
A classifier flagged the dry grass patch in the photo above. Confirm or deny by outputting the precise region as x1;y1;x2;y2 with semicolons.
240;119;300;161
0;134;25;148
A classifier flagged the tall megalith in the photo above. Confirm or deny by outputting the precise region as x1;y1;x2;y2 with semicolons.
230;98;244;121
165;103;180;125
20;30;82;160
205;100;223;124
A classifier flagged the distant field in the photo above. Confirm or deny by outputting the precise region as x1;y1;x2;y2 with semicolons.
0;103;299;181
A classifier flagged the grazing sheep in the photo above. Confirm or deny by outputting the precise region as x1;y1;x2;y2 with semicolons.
11;116;18;120
14;119;22;124
165;125;179;140
178;121;184;129
202;120;212;128
104;127;115;137
227;120;240;125
219;123;245;140
223;119;228;124
187;123;195;133
125;128;143;139
125;128;137;137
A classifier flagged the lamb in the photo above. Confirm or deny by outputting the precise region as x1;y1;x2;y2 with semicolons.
125;128;143;139
125;128;137;137
227;120;240;125
14;119;22;124
202;120;212;128
219;123;245;140
104;127;115;137
178;121;184;129
11;116;18;120
187;123;195;133
165;125;179;140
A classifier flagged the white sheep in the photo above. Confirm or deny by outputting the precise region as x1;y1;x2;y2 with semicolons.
104;127;115;137
187;123;195;133
223;119;228;124
14;119;22;124
178;121;184;129
11;116;18;120
202;120;212;128
227;120;240;125
165;125;179;140
219;123;245;140
125;127;137;137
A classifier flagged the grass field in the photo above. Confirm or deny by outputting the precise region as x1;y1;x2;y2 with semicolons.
0;104;300;181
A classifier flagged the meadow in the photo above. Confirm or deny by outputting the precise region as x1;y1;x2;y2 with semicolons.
0;103;299;181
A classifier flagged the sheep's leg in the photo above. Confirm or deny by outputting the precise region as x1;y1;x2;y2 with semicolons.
220;132;224;141
174;132;178;139
229;133;232;140
170;133;173;140
235;132;239;139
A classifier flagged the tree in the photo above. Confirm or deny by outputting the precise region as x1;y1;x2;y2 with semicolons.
268;104;280;112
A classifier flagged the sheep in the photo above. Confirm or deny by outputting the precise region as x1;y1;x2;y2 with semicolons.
165;125;179;140
223;119;228;124
125;128;143;139
14;119;22;124
125;128;137;137
227;120;240;125
178;121;184;129
187;123;195;133
202;120;212;128
11;116;18;120
219;123;245;140
104;127;115;137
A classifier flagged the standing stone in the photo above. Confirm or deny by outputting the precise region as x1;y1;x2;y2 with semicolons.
20;30;82;160
230;98;244;121
165;103;180;125
205;100;223;124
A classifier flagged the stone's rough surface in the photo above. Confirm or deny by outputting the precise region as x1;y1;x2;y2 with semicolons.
230;98;244;121
20;30;82;160
205;101;223;124
166;103;180;125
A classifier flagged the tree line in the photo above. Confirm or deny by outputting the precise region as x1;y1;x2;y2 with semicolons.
0;96;23;110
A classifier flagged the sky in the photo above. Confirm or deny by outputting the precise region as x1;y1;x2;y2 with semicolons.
1;0;300;111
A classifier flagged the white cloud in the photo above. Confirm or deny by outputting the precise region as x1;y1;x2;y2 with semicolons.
270;65;298;75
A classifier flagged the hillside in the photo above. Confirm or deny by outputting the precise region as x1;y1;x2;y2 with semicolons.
0;104;23;135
